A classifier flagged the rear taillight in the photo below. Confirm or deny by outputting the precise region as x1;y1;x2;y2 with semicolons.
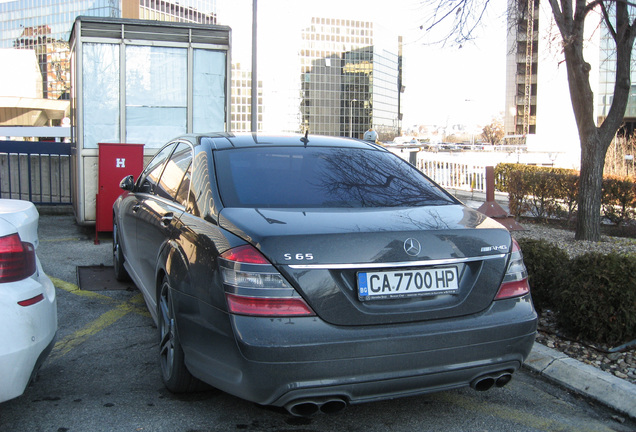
0;233;36;283
495;239;530;300
220;245;315;317
224;293;315;316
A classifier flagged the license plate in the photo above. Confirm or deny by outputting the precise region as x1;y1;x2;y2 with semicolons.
357;266;459;301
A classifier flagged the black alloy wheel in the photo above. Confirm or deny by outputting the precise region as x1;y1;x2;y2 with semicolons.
113;220;130;282
158;277;201;393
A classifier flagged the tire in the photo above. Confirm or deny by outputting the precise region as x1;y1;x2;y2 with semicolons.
158;277;202;393
113;220;130;282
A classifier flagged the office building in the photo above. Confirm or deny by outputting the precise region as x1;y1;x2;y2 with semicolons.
231;63;262;132
504;0;539;137
299;17;402;140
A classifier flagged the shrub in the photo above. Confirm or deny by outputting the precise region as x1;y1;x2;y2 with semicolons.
554;173;579;222
602;175;636;226
507;169;527;219
494;164;581;221
524;171;561;221
517;238;569;314
555;252;636;346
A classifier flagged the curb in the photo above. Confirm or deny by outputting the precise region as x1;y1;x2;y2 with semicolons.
524;343;636;419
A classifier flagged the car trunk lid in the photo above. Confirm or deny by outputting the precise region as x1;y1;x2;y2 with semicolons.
219;205;512;326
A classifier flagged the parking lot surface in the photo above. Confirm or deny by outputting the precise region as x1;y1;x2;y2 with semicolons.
0;211;634;432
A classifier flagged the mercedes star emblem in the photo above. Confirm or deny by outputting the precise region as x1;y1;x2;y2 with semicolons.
403;238;421;257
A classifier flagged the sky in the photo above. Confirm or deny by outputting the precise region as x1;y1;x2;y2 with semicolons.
217;0;508;131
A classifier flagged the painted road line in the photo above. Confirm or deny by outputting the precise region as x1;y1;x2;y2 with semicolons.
50;277;151;360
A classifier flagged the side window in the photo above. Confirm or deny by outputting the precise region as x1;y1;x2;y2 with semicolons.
155;142;193;203
175;161;192;208
137;143;176;194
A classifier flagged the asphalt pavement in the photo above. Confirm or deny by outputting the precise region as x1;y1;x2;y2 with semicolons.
36;199;636;420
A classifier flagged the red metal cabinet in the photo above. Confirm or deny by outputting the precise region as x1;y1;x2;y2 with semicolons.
96;143;144;236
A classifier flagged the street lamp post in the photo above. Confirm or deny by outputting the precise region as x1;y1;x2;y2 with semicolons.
251;0;258;133
349;99;357;138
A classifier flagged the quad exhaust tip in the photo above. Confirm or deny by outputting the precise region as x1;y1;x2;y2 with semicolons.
284;373;513;416
471;372;513;392
285;397;348;417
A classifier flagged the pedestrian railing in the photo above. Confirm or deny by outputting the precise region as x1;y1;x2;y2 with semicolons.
417;152;487;192
0;140;72;205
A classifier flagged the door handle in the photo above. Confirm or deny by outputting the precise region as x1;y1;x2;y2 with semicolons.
160;213;174;227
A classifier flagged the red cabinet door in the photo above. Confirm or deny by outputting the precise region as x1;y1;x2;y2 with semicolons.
96;143;144;232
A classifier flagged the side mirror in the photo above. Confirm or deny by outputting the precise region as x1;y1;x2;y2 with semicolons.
119;175;135;191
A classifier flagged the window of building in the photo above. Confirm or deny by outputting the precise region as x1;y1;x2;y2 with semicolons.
126;45;187;147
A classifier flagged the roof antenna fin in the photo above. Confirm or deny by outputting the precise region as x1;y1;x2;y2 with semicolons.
301;128;309;146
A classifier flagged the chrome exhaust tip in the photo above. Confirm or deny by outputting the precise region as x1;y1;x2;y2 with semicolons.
471;377;495;391
496;373;512;387
285;397;348;417
471;371;513;392
320;398;347;414
285;401;319;417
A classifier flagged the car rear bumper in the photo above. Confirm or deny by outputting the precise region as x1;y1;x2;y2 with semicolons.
181;294;536;407
0;265;57;403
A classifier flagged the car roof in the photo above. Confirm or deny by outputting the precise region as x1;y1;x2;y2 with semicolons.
191;132;384;151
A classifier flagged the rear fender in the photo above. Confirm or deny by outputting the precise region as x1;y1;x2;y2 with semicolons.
157;240;192;299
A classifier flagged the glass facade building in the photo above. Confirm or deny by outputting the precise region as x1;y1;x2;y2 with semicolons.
597;16;636;132
231;63;262;133
300;17;402;140
0;0;216;100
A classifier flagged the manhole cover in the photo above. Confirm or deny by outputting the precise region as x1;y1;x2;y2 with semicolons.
77;265;136;291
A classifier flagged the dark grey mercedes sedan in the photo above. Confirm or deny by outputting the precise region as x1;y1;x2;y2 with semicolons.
113;133;536;416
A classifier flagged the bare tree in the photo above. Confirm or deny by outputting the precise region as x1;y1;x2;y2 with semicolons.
420;0;636;240
481;117;505;144
551;1;636;240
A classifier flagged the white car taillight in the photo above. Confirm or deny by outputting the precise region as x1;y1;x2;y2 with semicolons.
0;233;36;283
495;239;530;300
220;245;315;317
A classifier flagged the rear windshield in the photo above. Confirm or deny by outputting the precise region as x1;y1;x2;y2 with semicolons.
214;146;455;208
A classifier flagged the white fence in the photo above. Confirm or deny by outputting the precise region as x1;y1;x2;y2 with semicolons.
417;156;487;192
392;147;579;193
388;148;490;192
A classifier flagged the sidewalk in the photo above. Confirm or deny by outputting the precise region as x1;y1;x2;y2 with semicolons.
37;200;635;419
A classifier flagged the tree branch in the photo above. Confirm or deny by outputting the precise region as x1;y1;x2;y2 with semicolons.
548;0;568;36
424;0;466;32
417;0;492;45
600;2;617;41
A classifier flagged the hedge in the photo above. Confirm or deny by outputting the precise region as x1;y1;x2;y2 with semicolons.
517;239;636;346
516;238;569;314
495;163;635;225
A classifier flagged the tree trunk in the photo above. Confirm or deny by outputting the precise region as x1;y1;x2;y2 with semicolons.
575;132;605;240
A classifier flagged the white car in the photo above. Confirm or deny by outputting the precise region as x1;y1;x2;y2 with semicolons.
0;199;57;403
